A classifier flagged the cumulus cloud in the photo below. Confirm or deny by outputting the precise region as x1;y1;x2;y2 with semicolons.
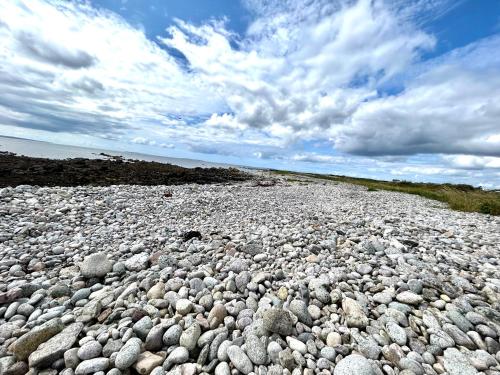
162;0;435;146
292;153;347;164
0;0;220;137
443;155;500;170
335;37;500;157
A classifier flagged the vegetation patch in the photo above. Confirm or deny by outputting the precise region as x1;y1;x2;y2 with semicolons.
273;170;500;215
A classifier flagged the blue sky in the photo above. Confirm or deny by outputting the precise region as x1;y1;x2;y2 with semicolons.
1;0;500;187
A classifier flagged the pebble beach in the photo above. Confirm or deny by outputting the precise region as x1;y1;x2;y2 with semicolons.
0;179;499;375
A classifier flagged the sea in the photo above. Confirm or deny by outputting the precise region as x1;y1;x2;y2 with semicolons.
0;135;241;170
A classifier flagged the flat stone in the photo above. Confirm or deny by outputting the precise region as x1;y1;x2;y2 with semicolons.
443;348;478;375
9;318;64;360
133;351;165;375
28;323;83;368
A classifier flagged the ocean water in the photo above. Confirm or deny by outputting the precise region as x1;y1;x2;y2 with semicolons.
0;136;235;169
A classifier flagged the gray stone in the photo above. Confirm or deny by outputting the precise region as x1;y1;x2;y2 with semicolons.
245;334;267;365
430;330;455;349
133;316;153;340
447;310;474;333
74;358;109;375
28;323;83;368
241;240;263;256
228;345;253;374
102;340;123;357
80;253;112;278
125;253;149;271
443;348;478;375
333;354;374;375
342;297;369;328
164;347;189;369
385;322;407;346
77;341;102;360
163;325;182;346
263;308;294;336
396;291;423;305
9;318;64;360
289;299;313;326
321;347;336;361
179;322;201;351
267;341;281;364
286;336;307;354
214;361;231;375
115;338;141;370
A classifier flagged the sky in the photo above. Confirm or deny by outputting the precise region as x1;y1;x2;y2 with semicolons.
1;0;500;188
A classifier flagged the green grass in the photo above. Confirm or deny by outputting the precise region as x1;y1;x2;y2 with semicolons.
272;170;500;215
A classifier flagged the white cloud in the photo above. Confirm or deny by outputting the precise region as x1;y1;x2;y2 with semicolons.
444;155;500;170
0;0;221;137
0;0;499;187
162;0;435;146
335;36;500;156
292;153;347;164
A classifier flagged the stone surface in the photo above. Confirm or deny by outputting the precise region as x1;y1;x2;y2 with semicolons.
9;318;64;360
342;297;369;328
80;252;112;278
263;308;294;336
115;338;141;370
1;179;498;375
245;334;267;365
227;345;253;375
333;354;374;375
28;323;83;368
444;348;478;375
74;358;109;375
